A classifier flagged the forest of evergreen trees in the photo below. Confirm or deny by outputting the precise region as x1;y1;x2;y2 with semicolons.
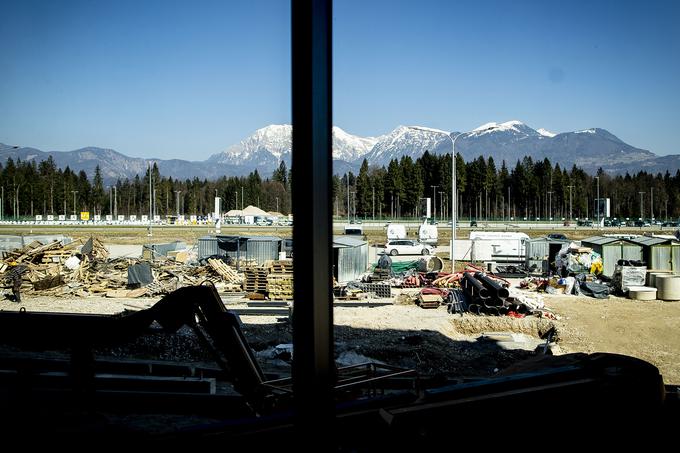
1;152;679;221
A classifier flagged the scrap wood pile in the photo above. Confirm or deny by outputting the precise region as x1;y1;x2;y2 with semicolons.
0;238;251;299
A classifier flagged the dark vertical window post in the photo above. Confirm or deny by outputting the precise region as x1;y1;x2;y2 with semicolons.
291;0;335;434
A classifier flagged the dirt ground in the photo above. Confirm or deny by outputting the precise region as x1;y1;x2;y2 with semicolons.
2;288;677;384
544;294;680;384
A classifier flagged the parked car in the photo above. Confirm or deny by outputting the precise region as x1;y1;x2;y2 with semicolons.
577;219;593;227
547;233;568;240
662;221;680;227
384;239;434;256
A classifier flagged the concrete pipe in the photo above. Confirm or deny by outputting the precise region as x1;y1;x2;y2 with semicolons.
417;256;444;273
649;272;671;288
627;286;657;301
656;275;680;301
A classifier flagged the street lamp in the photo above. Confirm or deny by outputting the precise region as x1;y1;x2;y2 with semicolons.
71;190;78;217
430;185;439;222
639;191;645;220
410;126;493;269
595;176;600;226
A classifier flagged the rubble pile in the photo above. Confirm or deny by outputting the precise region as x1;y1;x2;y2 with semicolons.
0;238;250;299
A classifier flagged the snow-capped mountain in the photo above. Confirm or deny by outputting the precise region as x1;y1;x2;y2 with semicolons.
362;120;661;175
332;126;381;162
208;124;292;168
2;120;678;182
207;124;381;172
361;125;455;166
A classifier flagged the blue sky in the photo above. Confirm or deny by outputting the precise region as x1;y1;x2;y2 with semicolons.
1;0;679;159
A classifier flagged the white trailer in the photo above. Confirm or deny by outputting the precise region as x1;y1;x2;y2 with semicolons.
469;231;529;263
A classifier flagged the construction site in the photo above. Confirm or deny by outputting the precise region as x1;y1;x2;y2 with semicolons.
0;220;678;442
2;0;680;445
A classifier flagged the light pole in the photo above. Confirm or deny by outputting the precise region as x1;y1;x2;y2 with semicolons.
176;190;182;217
567;185;574;221
651;187;654;220
372;186;375;221
72;190;78;217
595;176;600;226
430;185;438;222
412;126;494;268
113;185;117;218
547;191;554;223
639;191;645;220
148;163;153;236
350;191;356;222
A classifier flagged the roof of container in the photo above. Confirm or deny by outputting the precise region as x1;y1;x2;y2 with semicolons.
581;236;641;246
212;235;281;242
527;237;569;243
333;236;367;248
628;236;680;246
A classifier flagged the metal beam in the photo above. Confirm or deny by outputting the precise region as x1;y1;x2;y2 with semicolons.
291;0;335;435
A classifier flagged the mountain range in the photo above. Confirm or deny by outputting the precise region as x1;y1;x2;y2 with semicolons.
2;121;678;183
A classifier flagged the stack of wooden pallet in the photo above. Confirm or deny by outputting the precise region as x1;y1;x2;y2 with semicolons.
243;267;269;293
207;258;243;291
266;260;293;301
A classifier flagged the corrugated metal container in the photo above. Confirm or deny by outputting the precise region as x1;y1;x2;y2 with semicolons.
582;236;643;277
246;236;281;264
198;236;224;259
525;237;569;273
334;236;369;283
198;235;281;268
525;238;550;261
629;237;680;273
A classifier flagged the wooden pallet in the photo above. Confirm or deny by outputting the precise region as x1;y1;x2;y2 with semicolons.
207;258;241;283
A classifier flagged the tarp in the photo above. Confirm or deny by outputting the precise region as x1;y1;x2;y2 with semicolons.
127;262;153;286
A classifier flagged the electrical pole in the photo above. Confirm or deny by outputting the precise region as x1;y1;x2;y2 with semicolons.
372;186;375;221
651;187;654;220
113;186;117;218
176;190;182;217
547;191;554;223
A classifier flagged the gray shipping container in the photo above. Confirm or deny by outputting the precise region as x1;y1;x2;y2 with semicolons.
525;237;569;274
581;236;644;277
628;236;680;273
198;235;281;269
333;236;369;283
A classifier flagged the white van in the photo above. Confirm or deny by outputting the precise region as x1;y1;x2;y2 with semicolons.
418;222;438;246
344;224;363;235
386;224;407;241
469;231;529;262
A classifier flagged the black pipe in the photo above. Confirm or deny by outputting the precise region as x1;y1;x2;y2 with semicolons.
474;272;510;299
463;273;490;299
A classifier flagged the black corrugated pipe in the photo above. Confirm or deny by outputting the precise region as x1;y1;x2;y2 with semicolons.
462;272;490;299
474;272;510;299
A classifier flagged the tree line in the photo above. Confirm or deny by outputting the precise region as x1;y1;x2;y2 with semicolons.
338;153;680;221
1;153;679;221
